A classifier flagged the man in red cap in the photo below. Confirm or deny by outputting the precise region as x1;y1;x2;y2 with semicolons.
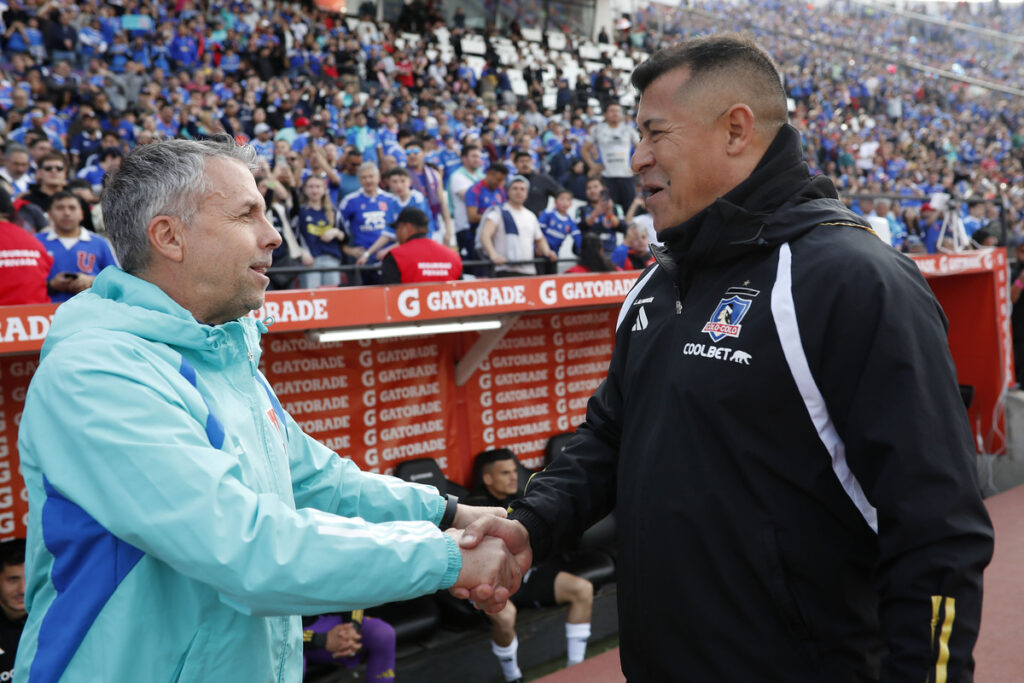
380;207;462;283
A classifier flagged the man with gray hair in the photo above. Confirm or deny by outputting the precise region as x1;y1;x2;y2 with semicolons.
15;137;527;682
0;143;32;196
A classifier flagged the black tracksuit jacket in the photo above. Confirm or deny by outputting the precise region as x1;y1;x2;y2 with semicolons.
509;126;993;682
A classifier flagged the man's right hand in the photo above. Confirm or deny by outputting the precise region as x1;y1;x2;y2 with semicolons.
450;516;532;611
446;528;523;614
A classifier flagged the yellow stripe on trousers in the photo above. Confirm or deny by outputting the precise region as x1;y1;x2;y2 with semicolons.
929;595;956;683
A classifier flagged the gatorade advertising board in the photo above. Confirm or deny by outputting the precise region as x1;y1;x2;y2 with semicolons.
262;331;459;477
0;356;34;537
463;310;615;469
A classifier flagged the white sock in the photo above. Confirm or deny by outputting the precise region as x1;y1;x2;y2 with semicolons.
565;622;591;666
492;636;522;681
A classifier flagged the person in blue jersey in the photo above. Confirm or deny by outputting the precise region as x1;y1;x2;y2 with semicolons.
37;191;119;303
338;162;399;285
356;167;434;266
405;137;455;247
345;108;380;164
609;223;654;271
68;108;103;171
75;147;122;195
250;123;276;163
538;189;581;274
462;162;508;271
14;137;528;683
338;146;364;198
294;174;345;290
434;133;463;183
576;177;624;254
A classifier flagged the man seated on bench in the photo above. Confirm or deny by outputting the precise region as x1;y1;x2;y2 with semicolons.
302;610;396;680
464;449;593;683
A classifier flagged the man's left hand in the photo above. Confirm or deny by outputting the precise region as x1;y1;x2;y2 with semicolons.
451;504;506;531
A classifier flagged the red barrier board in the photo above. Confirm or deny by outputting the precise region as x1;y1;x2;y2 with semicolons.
911;250;1013;454
0;356;35;537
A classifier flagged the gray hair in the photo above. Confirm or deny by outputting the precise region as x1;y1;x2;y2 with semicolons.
4;143;29;159
102;136;259;274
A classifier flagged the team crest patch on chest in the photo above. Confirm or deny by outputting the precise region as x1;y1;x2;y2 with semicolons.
702;286;760;342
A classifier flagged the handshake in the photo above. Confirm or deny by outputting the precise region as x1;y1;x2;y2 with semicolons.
445;506;532;614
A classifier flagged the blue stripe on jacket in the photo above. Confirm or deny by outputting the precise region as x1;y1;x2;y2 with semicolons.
34;478;145;681
179;356;225;449
30;354;230;680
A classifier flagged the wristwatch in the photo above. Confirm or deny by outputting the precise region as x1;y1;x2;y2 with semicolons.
439;494;458;531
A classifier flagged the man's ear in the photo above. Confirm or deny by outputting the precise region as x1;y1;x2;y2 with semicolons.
147;215;186;263
722;104;756;157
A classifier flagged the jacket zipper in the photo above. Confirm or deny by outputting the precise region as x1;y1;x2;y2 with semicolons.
246;348;294;680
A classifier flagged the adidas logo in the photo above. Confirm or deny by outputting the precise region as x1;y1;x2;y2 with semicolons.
631;306;649;332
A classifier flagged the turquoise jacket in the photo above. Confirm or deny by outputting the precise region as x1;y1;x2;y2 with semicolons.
15;268;461;682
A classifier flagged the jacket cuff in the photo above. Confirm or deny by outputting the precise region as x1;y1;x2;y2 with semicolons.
508;506;552;564
430;494;447;527
439;531;462;589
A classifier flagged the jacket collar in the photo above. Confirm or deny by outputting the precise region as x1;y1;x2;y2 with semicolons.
42;227;92;242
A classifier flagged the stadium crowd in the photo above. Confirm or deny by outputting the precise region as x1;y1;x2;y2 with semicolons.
0;0;1019;296
2;0;1023;299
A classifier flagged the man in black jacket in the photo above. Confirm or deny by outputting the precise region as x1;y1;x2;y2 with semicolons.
458;34;994;681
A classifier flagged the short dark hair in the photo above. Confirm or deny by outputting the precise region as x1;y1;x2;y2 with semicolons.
0;538;25;570
461;144;480;157
49;190;79;205
513;150;532;162
486;162;509;175
472;448;517;490
384;166;409;179
40;151;67;168
630;34;787;130
26;132;49;148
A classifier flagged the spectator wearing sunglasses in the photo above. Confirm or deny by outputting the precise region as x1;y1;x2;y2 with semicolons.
21;152;69;212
